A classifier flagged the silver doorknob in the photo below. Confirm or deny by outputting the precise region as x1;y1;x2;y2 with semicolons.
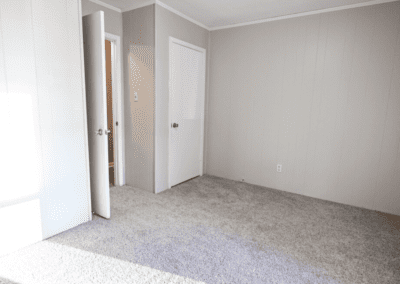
95;129;103;135
105;129;111;135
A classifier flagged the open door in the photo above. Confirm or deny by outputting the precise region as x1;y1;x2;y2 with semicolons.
82;11;110;219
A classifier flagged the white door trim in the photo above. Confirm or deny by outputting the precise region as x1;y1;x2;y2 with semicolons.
168;37;206;189
105;32;124;186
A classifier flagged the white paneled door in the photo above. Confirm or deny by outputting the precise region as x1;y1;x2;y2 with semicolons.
169;38;206;188
82;11;110;219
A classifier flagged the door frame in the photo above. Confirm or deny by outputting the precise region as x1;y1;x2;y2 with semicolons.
168;37;206;189
105;32;124;186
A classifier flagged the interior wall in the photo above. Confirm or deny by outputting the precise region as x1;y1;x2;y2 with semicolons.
123;5;155;192
155;4;210;193
207;1;400;215
81;0;125;185
0;0;91;254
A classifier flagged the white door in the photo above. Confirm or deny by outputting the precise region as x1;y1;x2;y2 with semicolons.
169;38;206;187
82;11;110;219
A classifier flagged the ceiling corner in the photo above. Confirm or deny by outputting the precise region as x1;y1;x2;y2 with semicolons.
89;0;122;13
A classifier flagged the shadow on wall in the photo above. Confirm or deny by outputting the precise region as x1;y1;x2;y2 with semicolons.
127;45;154;163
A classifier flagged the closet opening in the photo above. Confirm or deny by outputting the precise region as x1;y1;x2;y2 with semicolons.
105;39;115;186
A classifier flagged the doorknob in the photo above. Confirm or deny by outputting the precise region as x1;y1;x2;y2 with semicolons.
95;129;103;135
105;129;111;135
172;123;179;128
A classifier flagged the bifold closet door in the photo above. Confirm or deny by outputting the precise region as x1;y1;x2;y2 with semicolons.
0;0;92;255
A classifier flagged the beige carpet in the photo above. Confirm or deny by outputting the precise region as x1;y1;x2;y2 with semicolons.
0;241;204;284
1;175;399;283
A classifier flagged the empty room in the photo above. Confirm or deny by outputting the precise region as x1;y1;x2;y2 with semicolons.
0;0;399;283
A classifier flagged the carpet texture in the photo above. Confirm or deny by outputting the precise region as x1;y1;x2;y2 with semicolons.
1;175;399;283
0;241;204;284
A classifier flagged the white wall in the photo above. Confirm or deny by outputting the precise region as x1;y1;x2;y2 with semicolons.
0;0;91;255
207;1;400;215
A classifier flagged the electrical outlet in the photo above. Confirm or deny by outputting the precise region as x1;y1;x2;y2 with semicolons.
277;164;282;172
134;91;138;102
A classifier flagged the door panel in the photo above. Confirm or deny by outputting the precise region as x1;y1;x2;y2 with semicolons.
170;42;204;187
82;11;110;219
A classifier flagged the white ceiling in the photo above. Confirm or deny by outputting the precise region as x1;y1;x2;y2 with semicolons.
97;0;397;29
97;0;153;12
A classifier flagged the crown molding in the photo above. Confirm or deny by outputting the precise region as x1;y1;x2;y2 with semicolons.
89;0;122;13
156;1;210;31
210;0;399;31
121;0;156;12
89;0;399;31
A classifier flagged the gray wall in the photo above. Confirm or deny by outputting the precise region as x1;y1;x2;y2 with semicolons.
155;4;210;193
123;5;155;192
207;1;400;215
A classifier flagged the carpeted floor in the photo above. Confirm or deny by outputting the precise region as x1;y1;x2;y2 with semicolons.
1;174;399;283
0;241;204;284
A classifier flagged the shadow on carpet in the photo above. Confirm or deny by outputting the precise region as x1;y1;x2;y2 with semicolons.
0;277;19;284
50;217;339;284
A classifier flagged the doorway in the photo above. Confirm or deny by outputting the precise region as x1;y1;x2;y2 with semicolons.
82;12;124;219
104;32;124;187
105;39;115;186
168;37;206;188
